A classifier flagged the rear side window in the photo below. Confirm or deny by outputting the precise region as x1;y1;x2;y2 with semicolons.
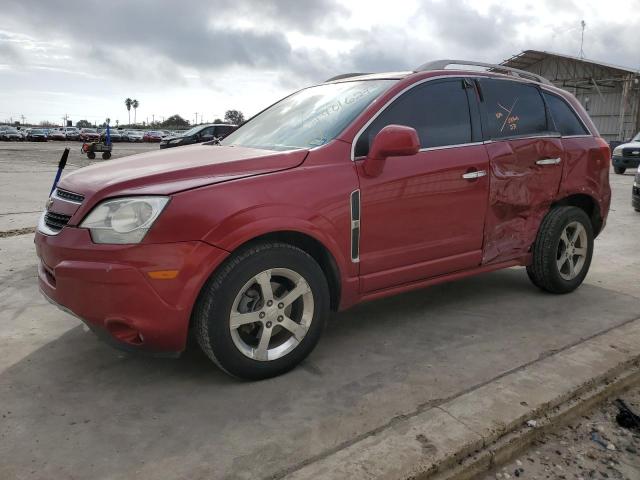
354;79;472;157
543;92;588;136
480;79;547;139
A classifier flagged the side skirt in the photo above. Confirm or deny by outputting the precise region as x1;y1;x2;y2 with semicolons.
358;256;530;305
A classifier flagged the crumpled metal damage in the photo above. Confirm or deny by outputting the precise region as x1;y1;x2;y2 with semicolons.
482;137;564;264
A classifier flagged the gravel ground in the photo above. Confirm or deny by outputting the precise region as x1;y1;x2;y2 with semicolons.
485;388;640;480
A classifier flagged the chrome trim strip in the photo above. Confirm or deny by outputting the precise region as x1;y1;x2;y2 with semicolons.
350;190;361;263
418;141;484;153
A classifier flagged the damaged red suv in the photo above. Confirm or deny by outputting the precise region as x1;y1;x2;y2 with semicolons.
36;60;611;379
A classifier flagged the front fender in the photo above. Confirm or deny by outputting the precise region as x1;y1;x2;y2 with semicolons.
203;204;352;278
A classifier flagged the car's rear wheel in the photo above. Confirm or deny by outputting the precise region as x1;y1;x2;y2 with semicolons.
193;242;329;380
614;166;626;174
526;206;594;294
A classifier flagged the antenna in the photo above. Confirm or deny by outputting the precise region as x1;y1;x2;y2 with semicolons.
579;20;586;59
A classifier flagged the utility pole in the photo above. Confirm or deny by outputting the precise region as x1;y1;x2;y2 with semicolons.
194;112;198;125
152;114;155;124
20;115;25;125
579;20;586;59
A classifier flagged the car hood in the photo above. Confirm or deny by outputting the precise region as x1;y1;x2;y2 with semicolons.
58;144;309;200
619;141;640;149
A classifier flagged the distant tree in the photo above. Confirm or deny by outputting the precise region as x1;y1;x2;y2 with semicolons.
224;110;245;125
132;99;139;124
125;98;132;124
76;119;92;128
39;120;56;127
105;118;111;126
213;118;223;124
162;114;190;128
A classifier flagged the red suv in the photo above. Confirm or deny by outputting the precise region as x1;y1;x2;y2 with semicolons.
35;61;611;379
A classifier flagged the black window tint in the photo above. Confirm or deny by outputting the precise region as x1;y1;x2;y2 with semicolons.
215;125;233;137
480;79;547;139
543;92;588;136
200;127;214;137
354;79;471;157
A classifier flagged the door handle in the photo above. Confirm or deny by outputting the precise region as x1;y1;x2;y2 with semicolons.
536;157;561;165
462;170;487;180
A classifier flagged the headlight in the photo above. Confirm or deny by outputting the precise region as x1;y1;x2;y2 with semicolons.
613;146;623;156
80;196;169;244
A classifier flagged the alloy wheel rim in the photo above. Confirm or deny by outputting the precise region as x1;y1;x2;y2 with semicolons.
556;221;588;281
229;268;314;361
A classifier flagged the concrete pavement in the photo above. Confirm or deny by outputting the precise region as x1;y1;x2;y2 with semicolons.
1;142;639;479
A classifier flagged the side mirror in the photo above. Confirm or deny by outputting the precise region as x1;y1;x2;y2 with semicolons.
362;125;420;177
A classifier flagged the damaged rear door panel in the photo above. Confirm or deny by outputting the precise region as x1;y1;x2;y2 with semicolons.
478;78;564;264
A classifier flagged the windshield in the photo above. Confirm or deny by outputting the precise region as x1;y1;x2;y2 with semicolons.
633;132;640;142
221;80;395;151
179;126;204;137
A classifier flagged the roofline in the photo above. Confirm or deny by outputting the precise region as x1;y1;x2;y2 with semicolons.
502;50;640;75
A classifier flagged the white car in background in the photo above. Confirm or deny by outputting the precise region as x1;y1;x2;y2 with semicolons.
123;130;144;142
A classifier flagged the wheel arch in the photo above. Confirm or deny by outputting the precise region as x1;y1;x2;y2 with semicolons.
552;193;603;236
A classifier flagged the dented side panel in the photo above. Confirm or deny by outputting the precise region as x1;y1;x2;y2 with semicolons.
482;137;564;264
556;136;611;230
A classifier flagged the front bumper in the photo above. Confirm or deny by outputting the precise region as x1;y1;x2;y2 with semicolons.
35;227;229;354
612;155;640;169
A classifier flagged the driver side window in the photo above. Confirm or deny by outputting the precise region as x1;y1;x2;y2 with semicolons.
354;79;472;157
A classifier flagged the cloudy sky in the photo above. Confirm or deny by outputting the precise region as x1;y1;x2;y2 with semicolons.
0;0;638;126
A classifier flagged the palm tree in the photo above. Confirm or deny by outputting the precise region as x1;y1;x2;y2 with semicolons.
132;99;139;125
124;98;132;125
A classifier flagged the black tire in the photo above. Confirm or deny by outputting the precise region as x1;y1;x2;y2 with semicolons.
193;242;329;380
526;206;594;294
102;152;111;160
87;151;96;159
614;166;626;174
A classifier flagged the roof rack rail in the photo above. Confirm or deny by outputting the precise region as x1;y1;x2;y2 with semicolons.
324;72;370;82
414;60;552;85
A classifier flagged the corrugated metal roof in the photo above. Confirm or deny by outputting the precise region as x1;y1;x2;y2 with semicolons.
501;50;639;75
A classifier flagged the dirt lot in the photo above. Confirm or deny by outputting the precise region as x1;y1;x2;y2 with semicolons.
1;141;639;479
485;389;640;480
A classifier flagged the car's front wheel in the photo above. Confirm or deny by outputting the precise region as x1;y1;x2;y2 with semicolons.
526;206;594;294
193;242;329;380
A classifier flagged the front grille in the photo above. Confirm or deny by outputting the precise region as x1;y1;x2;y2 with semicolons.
44;212;71;232
55;188;84;203
622;148;640;157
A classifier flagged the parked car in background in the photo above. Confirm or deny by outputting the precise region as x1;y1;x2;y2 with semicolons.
123;130;144;142
79;128;100;142
64;127;80;141
612;132;640;174
49;129;67;141
1;126;23;141
160;124;237;149
26;128;48;141
143;130;163;142
100;129;122;142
